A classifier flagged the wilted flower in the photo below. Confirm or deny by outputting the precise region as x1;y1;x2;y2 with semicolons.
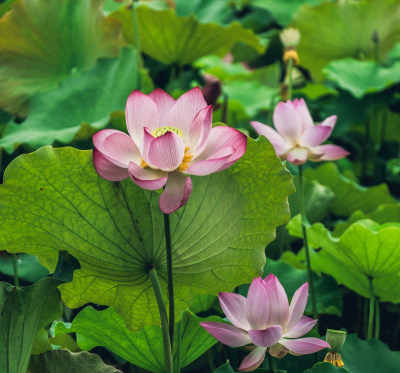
200;275;330;372
93;87;247;214
251;99;349;165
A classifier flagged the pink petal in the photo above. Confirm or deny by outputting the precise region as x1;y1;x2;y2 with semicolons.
292;98;314;131
318;115;337;128
251;121;291;156
188;105;212;156
301;124;333;147
273;101;302;143
219;292;251;330
93;148;129;181
147;132;185;172
286;283;309;332
280;337;330;355
93;130;141;167
286;148;309;165
128;162;168;190
262;275;289;327
284;316;317;338
269;343;289;358
166;87;208;134
159;171;192;214
125;90;160;147
238;346;267;372
311;144;350;161
246;277;270;330
248;325;283;348
200;322;251;347
149;88;176;126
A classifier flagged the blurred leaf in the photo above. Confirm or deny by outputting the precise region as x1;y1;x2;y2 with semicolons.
0;0;123;115
28;350;122;373
304;163;395;216
112;5;266;65
304;363;346;373
31;329;52;355
54;307;222;372
323;59;400;98
291;0;400;81
0;138;294;330
0;0;17;17
334;203;400;236
0;48;139;153
0;253;49;283
287;217;400;302
251;0;330;26
0;278;63;373
215;361;236;373
387;42;400;64
289;176;335;223
295;83;338;100
189;293;216;313
175;0;234;24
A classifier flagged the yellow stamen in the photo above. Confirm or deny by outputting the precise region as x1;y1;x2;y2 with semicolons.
140;158;148;168
283;48;299;65
324;352;344;367
178;147;193;172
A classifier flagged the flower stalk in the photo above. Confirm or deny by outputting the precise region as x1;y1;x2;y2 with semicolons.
298;164;317;317
375;299;380;339
163;212;175;348
367;276;375;339
12;253;19;287
149;267;173;373
130;0;143;88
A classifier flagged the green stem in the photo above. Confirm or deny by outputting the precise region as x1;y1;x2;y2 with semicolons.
221;92;228;124
149;268;173;373
287;58;293;101
374;299;380;339
175;319;182;373
130;0;143;88
298;165;317;318
164;213;175;349
267;351;275;371
12;254;19;287
367;276;375;340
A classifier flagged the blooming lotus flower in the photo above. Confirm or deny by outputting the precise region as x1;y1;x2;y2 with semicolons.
200;275;330;372
251;99;349;165
93;87;247;214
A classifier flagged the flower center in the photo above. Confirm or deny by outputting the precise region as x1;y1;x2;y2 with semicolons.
151;126;183;138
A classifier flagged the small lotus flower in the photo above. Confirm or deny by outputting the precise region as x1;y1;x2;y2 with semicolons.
251;99;349;165
200;275;330;372
93;87;247;214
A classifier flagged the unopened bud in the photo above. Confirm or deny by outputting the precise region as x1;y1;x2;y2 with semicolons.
280;28;301;48
326;329;347;352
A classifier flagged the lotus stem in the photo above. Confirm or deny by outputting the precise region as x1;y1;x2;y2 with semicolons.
130;0;143;88
298;164;318;318
12;253;19;287
221;92;228;124
374;299;380;339
164;213;175;348
287;57;293;101
176;318;182;373
267;351;275;371
367;276;375;339
149;268;173;373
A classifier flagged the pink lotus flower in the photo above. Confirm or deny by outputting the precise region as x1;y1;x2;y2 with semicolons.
251;99;349;165
93;87;247;214
201;275;330;372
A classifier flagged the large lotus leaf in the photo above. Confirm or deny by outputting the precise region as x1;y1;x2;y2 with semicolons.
323;58;400;98
287;216;400;302
334;203;400;236
0;137;293;330
0;48;139;154
0;278;63;373
28;350;122;373
0;0;123;116
304;363;345;373
251;0;330;26
304;163;395;216
111;4;265;65
54;306;222;372
291;0;400;81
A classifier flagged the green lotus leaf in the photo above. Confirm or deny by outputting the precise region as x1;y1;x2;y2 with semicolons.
0;278;63;373
54;306;222;372
28;350;122;373
334;203;400;236
0;47;141;154
291;0;400;81
303;363;346;373
304;163;395;216
111;4;265;65
0;137;294;330
323;58;400;98
0;0;123;116
287;216;400;302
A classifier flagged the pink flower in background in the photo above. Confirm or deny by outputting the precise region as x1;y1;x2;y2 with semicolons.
251;99;349;165
93;87;247;214
201;275;330;372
